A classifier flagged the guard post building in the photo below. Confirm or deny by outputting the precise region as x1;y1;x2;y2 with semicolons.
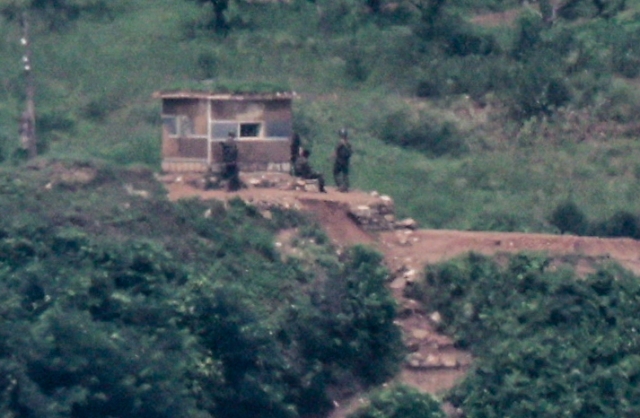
155;88;295;173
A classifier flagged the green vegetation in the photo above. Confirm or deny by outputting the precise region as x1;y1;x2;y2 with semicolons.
1;0;640;234
3;2;640;416
347;385;446;418
410;253;640;416
549;200;640;238
0;160;403;417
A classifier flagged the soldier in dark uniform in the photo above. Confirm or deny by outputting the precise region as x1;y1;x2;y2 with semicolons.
333;128;352;192
290;132;301;175
295;148;326;193
221;131;241;191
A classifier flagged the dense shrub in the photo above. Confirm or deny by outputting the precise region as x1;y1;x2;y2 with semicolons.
0;162;404;418
444;26;498;57
590;210;640;239
375;110;467;157
548;200;588;235
611;28;640;78
549;201;640;239
293;245;403;386
412;253;640;417
348;385;446;418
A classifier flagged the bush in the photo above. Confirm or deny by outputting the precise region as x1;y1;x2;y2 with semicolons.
611;30;640;78
293;246;403;386
0;163;405;418
590;210;640;239
414;253;640;417
444;27;498;57
595;79;640;123
375;109;467;157
348;385;446;418
548;200;588;235
549;202;640;240
508;57;572;118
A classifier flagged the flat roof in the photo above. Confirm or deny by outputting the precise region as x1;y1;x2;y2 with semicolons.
153;90;297;100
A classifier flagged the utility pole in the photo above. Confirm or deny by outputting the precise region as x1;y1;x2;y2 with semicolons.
19;10;37;159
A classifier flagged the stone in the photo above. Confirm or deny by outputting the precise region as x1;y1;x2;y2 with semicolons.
442;356;459;368
412;329;430;340
424;354;442;368
389;277;406;290
429;311;442;325
406;353;424;368
396;231;412;246
303;179;320;192
395;218;418;230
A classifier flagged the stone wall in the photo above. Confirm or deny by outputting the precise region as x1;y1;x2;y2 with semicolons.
347;194;418;232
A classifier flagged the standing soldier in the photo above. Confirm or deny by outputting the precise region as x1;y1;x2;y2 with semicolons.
221;131;241;191
290;132;301;175
333;128;352;192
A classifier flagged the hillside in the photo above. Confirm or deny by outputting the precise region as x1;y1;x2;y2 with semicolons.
0;160;407;418
164;171;640;417
3;1;640;415
1;159;640;417
3;0;640;234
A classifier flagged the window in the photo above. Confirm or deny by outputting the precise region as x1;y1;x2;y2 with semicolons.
212;122;238;140
163;116;177;136
163;115;194;137
240;123;261;138
177;116;194;136
211;122;262;140
266;120;291;138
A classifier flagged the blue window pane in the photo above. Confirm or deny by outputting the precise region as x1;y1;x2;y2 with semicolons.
163;116;177;136
266;120;291;138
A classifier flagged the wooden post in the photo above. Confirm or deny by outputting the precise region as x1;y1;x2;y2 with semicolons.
20;10;37;159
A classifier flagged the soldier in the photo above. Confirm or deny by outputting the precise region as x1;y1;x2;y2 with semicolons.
290;132;301;175
295;148;326;193
221;131;241;191
333;128;352;192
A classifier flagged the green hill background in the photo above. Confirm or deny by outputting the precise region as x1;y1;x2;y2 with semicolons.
2;0;640;233
3;1;640;416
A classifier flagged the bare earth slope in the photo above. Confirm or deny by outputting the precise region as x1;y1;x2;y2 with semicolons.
164;174;640;417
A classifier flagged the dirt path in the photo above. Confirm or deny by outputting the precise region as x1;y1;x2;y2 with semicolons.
164;174;640;417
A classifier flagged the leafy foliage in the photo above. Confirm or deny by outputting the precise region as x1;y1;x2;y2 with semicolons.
375;109;466;157
549;200;589;235
2;0;640;234
549;200;640;239
411;253;640;417
0;160;403;418
348;385;445;418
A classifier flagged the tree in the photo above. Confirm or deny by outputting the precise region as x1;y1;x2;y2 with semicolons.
408;0;447;39
539;0;626;24
194;0;230;34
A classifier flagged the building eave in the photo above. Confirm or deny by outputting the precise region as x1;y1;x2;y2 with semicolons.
153;90;297;101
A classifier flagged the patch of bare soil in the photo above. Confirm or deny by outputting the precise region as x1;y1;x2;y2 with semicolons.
470;8;523;27
163;173;640;417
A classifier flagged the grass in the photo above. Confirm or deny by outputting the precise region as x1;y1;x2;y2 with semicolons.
3;0;640;234
291;87;640;231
